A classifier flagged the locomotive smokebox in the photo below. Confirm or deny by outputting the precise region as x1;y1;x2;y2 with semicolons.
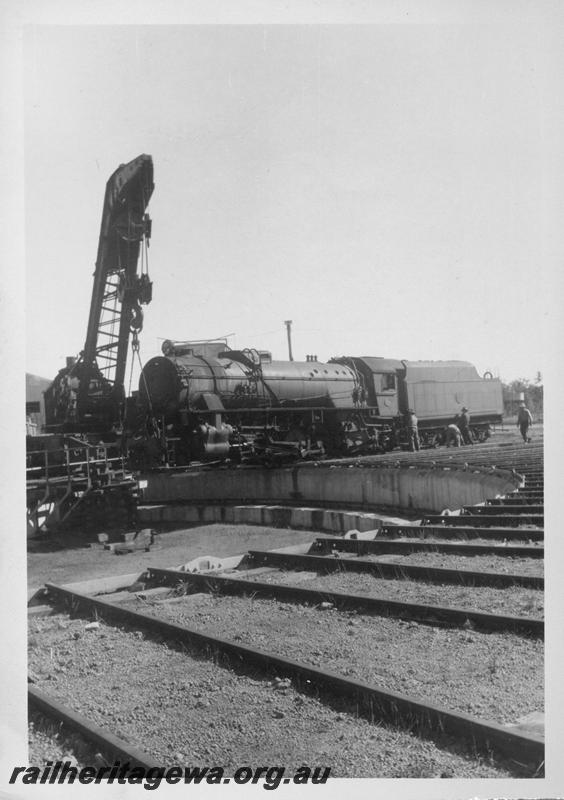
139;357;181;415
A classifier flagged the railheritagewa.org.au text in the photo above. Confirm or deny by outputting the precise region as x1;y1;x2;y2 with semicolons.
9;761;331;790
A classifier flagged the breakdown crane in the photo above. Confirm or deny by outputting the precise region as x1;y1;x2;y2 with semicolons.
44;154;154;434
27;156;154;535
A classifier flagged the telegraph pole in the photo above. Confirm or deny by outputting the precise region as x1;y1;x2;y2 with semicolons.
284;320;294;361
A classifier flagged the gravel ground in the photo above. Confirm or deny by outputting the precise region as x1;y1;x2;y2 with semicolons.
134;592;543;725
27;525;319;592
27;614;522;778
240;569;544;617
27;432;544;779
29;710;107;769
358;552;544;577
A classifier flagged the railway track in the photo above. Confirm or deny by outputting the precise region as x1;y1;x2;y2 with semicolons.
28;435;544;778
33;579;543;776
28;686;158;769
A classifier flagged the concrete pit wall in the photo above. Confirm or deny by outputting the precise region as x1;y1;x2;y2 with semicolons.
140;464;520;516
138;502;399;535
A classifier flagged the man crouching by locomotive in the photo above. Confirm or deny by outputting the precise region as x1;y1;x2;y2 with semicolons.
444;423;463;447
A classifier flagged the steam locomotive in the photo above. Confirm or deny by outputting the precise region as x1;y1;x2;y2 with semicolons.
129;339;503;467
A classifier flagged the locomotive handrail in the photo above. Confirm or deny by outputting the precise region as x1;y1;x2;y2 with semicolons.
26;456;125;472
26;443;127;482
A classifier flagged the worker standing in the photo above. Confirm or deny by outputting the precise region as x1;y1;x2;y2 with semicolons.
457;407;473;445
517;401;533;443
405;409;420;451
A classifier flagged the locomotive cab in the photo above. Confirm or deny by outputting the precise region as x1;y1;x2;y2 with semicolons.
330;357;403;418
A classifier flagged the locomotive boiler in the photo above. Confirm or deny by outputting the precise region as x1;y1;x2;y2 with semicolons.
132;339;503;467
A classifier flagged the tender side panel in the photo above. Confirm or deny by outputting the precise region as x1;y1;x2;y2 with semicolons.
402;361;503;422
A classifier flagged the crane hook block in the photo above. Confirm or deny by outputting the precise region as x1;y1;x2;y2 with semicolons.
143;214;152;242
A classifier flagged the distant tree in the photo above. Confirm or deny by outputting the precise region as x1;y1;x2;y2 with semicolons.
502;377;543;419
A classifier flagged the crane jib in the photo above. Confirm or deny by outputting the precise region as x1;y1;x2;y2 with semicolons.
43;155;155;433
77;155;154;418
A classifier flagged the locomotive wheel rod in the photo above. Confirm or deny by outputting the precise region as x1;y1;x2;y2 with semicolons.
246;550;543;590
146;566;543;638
43;582;543;773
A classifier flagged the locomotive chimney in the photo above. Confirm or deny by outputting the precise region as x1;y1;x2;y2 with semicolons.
284;320;294;361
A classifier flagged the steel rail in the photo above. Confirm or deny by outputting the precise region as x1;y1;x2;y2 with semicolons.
421;514;544;528
312;536;544;559
492;496;544;504
380;524;544;542
463;504;544;515
146;566;544;637
28;685;159;769
246;550;543;589
43;582;544;772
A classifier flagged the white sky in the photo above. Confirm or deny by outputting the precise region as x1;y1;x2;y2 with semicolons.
22;15;562;386
2;4;564;799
